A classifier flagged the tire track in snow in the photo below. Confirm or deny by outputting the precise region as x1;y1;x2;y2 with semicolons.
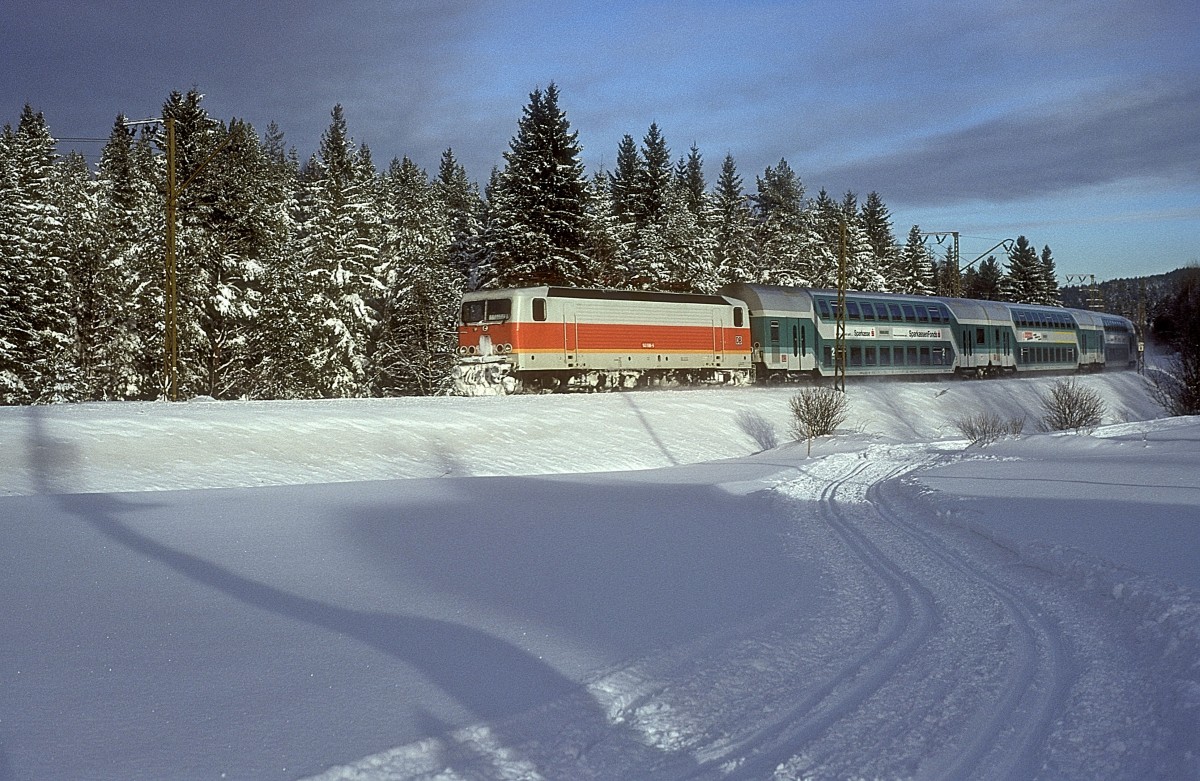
680;457;941;779
867;463;1076;780
693;449;1076;780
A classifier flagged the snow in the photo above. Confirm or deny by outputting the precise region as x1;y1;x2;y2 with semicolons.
0;373;1196;780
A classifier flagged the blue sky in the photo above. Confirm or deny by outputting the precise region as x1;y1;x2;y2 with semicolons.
4;0;1198;280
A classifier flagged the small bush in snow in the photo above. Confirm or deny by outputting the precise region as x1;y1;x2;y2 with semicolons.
1039;377;1105;433
955;410;1025;445
789;386;848;455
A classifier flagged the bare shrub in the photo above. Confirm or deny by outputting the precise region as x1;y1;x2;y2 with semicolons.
954;410;1026;445
789;386;849;455
1039;377;1105;432
1149;351;1200;416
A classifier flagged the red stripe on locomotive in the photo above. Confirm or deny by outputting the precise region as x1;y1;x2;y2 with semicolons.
460;321;750;355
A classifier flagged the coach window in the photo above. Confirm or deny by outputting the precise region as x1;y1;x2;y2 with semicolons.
817;299;831;319
865;346;877;366
847;301;861;320
915;306;930;323
879;347;892;366
929;307;942;324
734;307;744;328
770;321;780;343
889;304;903;321
862;303;876;321
533;298;547;322
876;304;889;322
907;346;918;365
902;304;916;322
850;346;863;366
976;327;985;345
919;347;931;365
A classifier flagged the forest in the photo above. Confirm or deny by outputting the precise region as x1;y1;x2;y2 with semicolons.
0;85;1087;403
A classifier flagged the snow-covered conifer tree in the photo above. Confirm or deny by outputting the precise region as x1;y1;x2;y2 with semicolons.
1003;235;1043;303
434;148;484;290
897;225;935;295
751;159;815;286
7;106;77;402
711;154;756;288
373;156;461;395
295;104;382;397
483;84;592;288
1040;245;1062;305
860;191;900;289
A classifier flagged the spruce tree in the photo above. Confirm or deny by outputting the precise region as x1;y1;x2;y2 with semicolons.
57;152;109;400
0;122;27;402
434;148;483;290
373;156;461;394
897;224;934;295
95;117;163;399
838;192;887;292
622;123;678;289
934;245;960;297
1040;245;1062;305
585;169;623;287
246;121;307;399
296;104;382;397
484;83;592;288
9;105;77;402
809;188;844;287
860;191;899;287
711;154;755;287
1004;235;1043;303
752;159;813;286
963;255;1004;300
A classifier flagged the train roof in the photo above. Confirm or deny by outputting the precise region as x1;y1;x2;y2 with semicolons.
719;282;1135;329
718;282;814;314
462;286;741;307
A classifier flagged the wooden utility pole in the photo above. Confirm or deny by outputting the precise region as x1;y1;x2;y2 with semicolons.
127;115;237;400
164;117;179;401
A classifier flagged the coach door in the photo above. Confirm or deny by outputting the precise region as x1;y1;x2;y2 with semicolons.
713;312;725;365
562;302;578;368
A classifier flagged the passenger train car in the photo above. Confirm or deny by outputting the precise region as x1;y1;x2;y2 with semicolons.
454;283;1138;394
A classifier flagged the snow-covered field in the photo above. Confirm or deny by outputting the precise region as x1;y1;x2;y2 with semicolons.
1;373;1197;780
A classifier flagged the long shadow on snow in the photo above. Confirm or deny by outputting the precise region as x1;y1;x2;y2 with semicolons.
17;406;707;779
348;470;816;661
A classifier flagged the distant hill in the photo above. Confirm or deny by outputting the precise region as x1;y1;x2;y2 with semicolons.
1059;267;1193;331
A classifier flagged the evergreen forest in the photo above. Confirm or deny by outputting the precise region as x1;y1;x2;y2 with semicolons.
2;85;1089;403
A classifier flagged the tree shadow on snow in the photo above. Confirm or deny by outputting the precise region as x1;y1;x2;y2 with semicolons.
18;406;700;779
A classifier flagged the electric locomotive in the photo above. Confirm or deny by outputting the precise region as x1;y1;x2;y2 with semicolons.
454;286;752;394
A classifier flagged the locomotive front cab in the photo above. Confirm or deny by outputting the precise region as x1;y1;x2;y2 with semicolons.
459;294;517;359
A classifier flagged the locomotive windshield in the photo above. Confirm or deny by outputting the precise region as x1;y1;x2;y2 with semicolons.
461;298;512;324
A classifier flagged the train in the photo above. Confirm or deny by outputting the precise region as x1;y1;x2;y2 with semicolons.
452;283;1139;395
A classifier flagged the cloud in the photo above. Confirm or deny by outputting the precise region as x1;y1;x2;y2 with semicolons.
810;78;1200;205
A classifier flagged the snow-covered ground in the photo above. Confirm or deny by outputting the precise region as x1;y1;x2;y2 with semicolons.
1;373;1197;780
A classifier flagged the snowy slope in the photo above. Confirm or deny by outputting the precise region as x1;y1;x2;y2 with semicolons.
0;373;1196;780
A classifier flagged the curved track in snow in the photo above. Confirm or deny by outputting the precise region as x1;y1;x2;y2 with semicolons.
307;446;1172;781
